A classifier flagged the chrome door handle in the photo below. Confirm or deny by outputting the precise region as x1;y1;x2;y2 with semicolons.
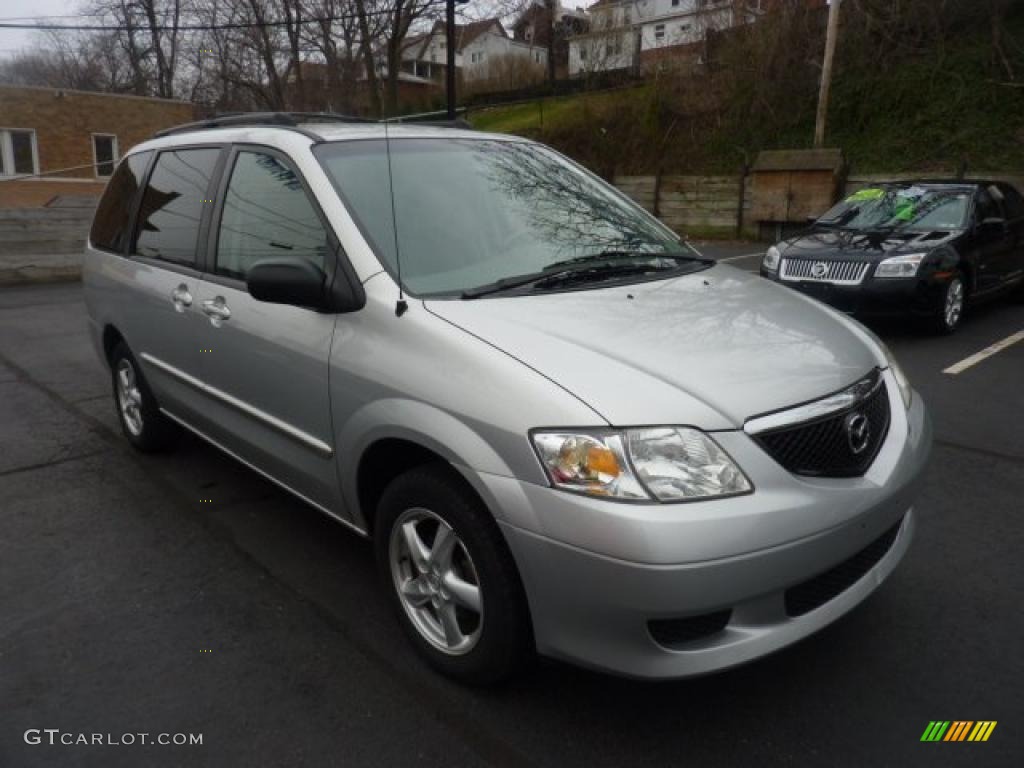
171;284;192;312
201;297;231;327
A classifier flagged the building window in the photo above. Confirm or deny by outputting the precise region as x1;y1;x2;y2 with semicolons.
0;128;39;177
525;28;533;42
92;134;118;178
654;24;665;40
672;0;681;6
623;8;631;24
580;47;587;61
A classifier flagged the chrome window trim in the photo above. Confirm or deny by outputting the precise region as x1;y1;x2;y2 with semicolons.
140;352;334;458
744;370;884;436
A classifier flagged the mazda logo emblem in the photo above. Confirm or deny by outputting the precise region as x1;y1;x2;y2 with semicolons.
845;412;871;455
811;262;830;279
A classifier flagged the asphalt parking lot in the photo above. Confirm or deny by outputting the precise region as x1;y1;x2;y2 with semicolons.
2;249;1022;767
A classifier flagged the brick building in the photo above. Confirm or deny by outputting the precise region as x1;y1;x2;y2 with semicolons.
0;85;194;208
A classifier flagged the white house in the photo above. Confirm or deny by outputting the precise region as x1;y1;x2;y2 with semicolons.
568;0;764;76
402;19;548;85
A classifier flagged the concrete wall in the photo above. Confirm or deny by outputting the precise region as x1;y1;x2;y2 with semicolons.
0;204;95;284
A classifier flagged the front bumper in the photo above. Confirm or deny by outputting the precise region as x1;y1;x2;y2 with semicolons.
761;269;949;318
476;371;932;679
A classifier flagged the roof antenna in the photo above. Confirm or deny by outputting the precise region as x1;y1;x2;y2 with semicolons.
383;121;408;317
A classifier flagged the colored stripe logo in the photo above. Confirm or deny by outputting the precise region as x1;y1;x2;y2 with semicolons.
921;721;997;742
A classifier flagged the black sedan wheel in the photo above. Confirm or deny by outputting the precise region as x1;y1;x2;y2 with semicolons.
933;272;966;334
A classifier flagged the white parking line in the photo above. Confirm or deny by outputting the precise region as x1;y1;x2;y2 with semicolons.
943;330;1024;375
717;252;765;263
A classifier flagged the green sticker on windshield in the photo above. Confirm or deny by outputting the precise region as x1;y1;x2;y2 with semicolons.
893;200;915;220
847;188;885;202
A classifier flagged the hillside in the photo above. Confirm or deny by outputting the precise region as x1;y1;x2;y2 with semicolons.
469;6;1024;177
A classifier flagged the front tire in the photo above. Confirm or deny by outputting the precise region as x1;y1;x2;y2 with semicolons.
932;271;966;334
109;341;179;452
375;465;532;685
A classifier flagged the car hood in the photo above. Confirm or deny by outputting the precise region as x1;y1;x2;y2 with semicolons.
424;265;884;429
781;227;960;260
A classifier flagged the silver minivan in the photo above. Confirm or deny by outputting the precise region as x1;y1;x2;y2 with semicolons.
83;115;932;684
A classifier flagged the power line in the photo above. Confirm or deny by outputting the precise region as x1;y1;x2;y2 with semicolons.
0;6;448;34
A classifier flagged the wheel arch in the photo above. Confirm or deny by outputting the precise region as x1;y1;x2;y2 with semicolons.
101;324;127;366
339;399;526;536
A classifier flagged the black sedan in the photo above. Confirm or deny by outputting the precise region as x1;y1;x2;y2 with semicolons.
760;180;1024;333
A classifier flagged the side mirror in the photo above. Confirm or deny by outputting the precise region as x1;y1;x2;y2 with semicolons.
247;258;327;308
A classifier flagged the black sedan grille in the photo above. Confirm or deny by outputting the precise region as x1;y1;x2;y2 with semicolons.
753;378;891;478
781;258;870;285
784;518;903;617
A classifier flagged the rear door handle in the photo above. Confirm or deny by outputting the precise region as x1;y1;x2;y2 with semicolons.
171;284;192;312
201;297;231;327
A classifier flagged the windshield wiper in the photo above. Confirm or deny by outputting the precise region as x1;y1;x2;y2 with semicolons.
461;254;703;299
542;249;708;271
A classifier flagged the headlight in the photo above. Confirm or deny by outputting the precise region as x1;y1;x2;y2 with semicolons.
874;253;926;279
881;343;913;410
763;245;781;272
532;428;752;502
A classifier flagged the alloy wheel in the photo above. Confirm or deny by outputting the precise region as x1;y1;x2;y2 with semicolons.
116;358;144;436
944;277;965;330
389;507;483;655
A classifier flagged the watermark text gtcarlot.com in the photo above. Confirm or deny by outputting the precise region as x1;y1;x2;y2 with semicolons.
25;729;203;746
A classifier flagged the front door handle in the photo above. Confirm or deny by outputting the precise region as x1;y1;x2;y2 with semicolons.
201;297;231;327
171;284;192;312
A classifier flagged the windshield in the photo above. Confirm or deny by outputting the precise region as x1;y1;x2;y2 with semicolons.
315;138;692;297
818;185;970;232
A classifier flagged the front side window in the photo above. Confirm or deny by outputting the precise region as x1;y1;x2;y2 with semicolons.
133;148;220;267
90;151;151;253
998;184;1024;220
0;129;38;176
975;189;1004;223
93;134;119;178
316;138;689;297
215;151;328;281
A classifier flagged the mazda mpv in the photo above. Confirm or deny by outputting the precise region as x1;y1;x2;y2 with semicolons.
83;114;932;684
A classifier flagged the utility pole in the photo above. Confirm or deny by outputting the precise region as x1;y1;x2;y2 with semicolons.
546;0;557;85
814;0;842;148
446;0;457;119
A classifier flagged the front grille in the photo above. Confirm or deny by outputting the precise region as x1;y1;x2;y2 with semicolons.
781;259;869;285
649;610;732;648
784;518;903;617
753;379;891;478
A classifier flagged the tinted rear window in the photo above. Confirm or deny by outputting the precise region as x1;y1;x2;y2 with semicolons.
90;151;151;253
134;148;220;267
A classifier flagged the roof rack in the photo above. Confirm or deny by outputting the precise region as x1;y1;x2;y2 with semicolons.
384;108;471;130
153;111;376;139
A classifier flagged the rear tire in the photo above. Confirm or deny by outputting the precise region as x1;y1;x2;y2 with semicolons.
109;341;179;452
375;464;533;685
931;271;966;334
